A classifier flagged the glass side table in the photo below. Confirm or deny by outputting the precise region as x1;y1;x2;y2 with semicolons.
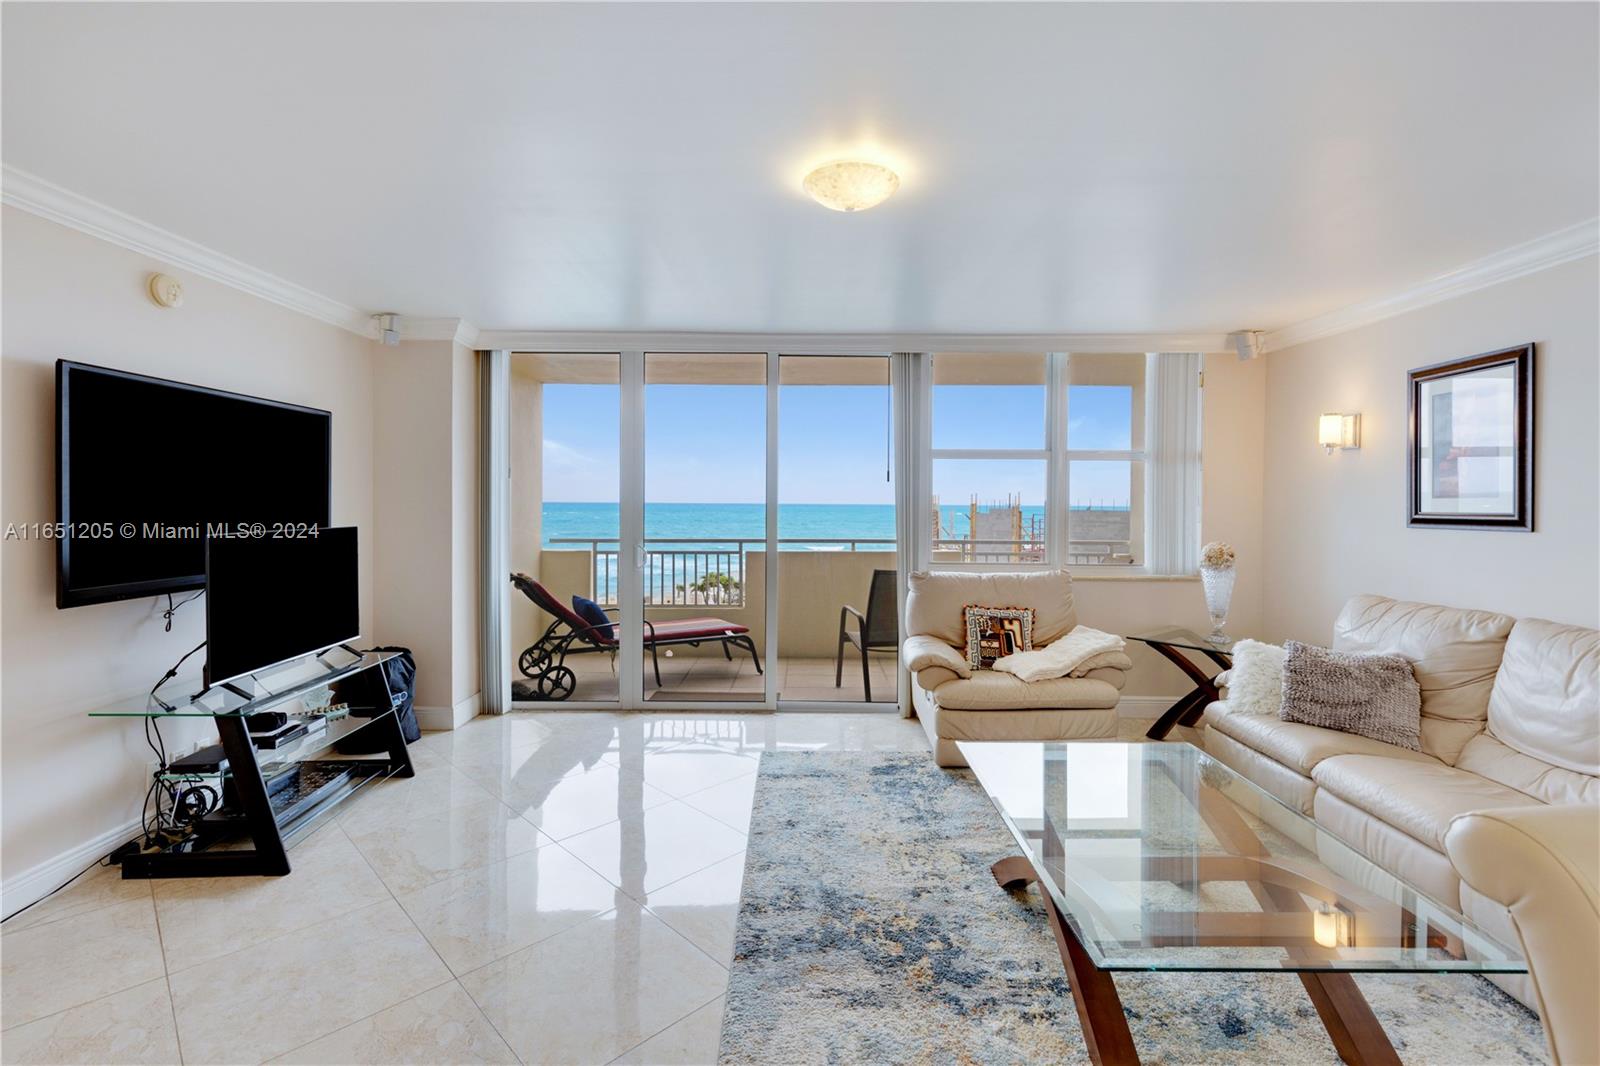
1127;627;1239;741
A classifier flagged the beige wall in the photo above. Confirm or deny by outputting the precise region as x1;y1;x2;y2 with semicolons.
450;341;481;709
508;371;543;661
0;207;380;882
1260;255;1598;639
372;339;482;722
372;342;454;710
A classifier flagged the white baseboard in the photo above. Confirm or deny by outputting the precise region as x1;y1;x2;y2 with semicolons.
1115;695;1176;719
2;817;141;921
415;691;481;732
452;692;481;727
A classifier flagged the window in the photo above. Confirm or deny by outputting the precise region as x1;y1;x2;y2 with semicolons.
921;352;1199;573
1065;354;1145;566
930;353;1049;564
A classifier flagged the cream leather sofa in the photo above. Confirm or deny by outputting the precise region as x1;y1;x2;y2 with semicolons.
1201;594;1599;1061
1446;806;1599;1066
901;569;1131;767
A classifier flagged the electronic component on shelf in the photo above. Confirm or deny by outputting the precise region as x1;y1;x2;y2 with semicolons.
249;719;308;749
167;743;228;775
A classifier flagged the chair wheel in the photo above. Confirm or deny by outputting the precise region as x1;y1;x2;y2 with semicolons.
519;647;552;678
537;665;576;701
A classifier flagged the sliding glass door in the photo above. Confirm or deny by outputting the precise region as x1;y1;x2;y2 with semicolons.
507;353;622;705
777;355;898;705
640;353;771;705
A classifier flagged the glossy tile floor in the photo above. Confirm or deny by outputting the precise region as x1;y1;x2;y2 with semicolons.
0;710;944;1065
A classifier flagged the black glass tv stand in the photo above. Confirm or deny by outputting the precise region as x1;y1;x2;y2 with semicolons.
90;649;413;878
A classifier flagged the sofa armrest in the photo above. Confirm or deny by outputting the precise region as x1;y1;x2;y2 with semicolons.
902;635;971;679
1444;805;1600;1065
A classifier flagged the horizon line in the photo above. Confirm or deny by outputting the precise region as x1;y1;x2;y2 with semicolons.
540;500;1131;509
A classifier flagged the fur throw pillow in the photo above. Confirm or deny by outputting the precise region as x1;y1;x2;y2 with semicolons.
1220;639;1286;716
1279;640;1422;751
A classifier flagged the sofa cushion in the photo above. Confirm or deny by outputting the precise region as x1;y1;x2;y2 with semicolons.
914;665;961;690
1313;791;1464;908
1081;662;1131;690
906;570;1077;646
1333;594;1516;765
1484;617;1599;777
1210;709;1439;777
1203;726;1318;815
1456;734;1600;807
928;671;1119;711
901;634;971;678
1311;753;1536;852
1279;640;1422;750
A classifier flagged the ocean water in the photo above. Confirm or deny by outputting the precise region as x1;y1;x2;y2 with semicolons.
539;501;1083;548
544;499;1081;547
541;501;1129;602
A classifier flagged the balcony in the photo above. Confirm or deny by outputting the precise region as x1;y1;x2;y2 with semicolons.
511;518;1132;705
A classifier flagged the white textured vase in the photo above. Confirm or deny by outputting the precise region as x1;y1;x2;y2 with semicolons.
1199;565;1236;645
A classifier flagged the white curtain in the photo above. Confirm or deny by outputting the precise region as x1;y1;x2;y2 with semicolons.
892;352;928;717
1145;352;1203;576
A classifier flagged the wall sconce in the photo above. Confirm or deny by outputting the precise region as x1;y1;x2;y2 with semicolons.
1313;903;1354;948
1318;413;1361;454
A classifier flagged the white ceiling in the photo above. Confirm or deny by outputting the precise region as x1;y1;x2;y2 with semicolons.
4;3;1596;335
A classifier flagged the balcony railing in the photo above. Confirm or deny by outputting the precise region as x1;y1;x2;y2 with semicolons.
548;535;1133;607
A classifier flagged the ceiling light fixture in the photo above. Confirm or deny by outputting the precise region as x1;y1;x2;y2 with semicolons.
802;161;900;212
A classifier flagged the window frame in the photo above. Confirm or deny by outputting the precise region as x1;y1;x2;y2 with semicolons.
920;352;1193;575
925;352;1053;570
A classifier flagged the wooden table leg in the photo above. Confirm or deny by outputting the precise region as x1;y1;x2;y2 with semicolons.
1144;687;1208;740
991;855;1038;890
1143;643;1230;740
993;856;1140;1065
1192;785;1404;1066
1042;888;1141;1065
1298;972;1403;1066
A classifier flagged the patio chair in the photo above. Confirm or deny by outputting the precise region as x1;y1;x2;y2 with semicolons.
509;572;761;701
835;568;898;702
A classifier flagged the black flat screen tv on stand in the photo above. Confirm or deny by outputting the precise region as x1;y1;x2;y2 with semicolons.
56;360;332;608
204;526;360;692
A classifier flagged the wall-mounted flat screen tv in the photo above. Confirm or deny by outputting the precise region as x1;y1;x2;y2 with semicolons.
56;360;332;608
205;525;359;687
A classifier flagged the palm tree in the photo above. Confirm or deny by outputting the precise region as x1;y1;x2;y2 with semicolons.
675;570;741;605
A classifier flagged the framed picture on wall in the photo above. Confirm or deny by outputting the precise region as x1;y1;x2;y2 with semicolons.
1407;344;1534;530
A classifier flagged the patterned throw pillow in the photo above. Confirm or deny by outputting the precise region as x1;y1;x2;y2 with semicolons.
1279;640;1422;750
963;605;1035;670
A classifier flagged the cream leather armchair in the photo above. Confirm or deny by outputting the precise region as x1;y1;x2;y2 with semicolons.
1444;805;1600;1066
901;569;1131;767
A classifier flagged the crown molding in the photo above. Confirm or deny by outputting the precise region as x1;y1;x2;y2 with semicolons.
1261;218;1599;354
395;317;481;347
2;165;378;339
471;330;1234;354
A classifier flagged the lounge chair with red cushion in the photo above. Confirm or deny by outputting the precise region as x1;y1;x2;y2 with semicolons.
509;572;761;700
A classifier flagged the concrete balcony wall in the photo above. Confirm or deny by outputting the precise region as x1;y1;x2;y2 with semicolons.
526;548;898;661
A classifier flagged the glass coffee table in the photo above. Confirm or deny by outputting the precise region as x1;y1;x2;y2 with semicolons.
1126;627;1237;740
961;741;1526;1066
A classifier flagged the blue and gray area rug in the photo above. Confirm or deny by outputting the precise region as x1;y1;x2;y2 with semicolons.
718;751;1546;1065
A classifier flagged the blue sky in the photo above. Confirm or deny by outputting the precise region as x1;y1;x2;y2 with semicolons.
539;383;1133;505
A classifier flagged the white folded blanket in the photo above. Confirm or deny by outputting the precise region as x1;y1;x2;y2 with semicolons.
994;625;1127;683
